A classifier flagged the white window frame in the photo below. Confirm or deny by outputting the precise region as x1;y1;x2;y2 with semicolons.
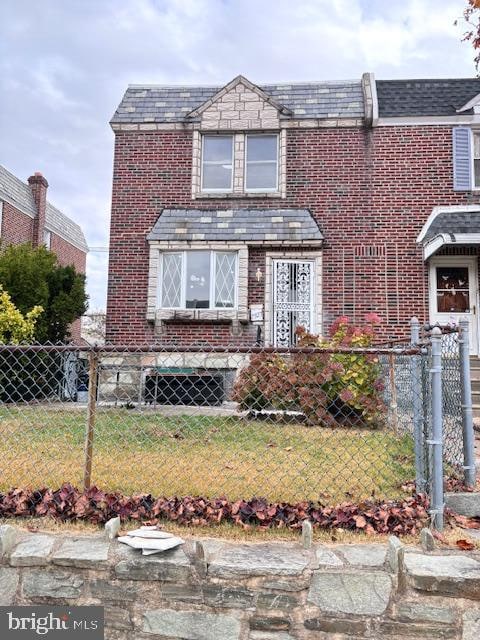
200;135;234;193
244;133;279;193
158;250;238;310
44;229;52;249
472;129;480;190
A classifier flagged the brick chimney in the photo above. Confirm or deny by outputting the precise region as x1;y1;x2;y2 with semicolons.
28;172;48;247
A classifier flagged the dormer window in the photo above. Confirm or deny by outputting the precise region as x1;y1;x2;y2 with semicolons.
245;134;279;191
196;131;283;197
201;135;233;192
474;131;480;189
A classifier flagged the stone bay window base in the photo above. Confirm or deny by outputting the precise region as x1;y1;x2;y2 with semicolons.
96;352;249;405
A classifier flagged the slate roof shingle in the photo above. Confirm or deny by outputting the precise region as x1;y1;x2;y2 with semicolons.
0;165;88;252
111;81;365;124
422;209;480;242
147;209;323;243
376;78;480;117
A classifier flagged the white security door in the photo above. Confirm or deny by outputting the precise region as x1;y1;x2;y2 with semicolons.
429;257;479;354
272;259;315;347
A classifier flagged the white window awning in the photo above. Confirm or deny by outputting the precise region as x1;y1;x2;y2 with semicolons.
421;233;480;260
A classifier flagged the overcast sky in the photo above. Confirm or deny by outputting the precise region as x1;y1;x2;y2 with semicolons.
0;0;477;310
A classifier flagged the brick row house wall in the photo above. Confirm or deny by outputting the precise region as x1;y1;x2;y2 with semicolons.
106;74;480;354
0;165;88;340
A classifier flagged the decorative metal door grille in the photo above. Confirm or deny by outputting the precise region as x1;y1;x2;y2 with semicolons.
273;260;314;346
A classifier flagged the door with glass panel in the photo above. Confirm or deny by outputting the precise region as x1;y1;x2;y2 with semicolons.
272;259;315;347
429;257;478;354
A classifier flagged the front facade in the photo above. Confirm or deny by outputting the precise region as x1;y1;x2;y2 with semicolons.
0;165;88;339
107;74;480;351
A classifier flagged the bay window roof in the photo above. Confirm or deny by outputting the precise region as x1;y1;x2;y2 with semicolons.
147;208;323;245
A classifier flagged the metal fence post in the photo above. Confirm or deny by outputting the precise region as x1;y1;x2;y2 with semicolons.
83;349;99;490
410;317;426;493
459;318;477;488
429;327;444;531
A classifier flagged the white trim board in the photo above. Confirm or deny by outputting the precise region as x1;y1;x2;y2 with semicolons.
377;115;480;127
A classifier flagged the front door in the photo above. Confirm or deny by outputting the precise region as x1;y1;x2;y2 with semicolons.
272;259;315;346
429;257;479;353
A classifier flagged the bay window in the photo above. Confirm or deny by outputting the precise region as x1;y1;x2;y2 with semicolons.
160;250;237;309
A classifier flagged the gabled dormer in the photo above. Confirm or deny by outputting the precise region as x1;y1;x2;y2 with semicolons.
186;74;292;130
190;75;291;200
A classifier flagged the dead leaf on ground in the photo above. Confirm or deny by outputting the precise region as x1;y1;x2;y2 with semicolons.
456;538;475;550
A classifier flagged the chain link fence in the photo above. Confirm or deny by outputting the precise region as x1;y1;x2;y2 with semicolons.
0;321;476;529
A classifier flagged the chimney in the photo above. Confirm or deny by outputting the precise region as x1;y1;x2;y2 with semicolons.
28;171;48;247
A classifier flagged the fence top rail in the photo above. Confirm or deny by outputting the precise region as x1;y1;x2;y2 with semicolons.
0;343;423;356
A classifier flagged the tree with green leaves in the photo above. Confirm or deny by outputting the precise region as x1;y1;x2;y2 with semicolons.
0;243;88;343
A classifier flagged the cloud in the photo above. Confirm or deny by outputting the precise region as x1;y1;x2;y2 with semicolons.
0;0;476;310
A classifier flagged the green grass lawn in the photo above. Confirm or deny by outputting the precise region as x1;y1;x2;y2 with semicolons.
0;406;414;503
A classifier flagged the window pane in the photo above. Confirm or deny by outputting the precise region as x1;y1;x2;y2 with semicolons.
162;253;182;307
186;252;210;308
475;158;480;187
203;136;232;162
435;267;469;290
474;132;480;158
202;164;232;190
215;253;236;308
246;162;278;190
247;135;278;161
435;266;470;312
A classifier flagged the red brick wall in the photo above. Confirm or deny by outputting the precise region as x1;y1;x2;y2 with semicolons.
1;202;34;245
107;125;478;345
50;234;86;273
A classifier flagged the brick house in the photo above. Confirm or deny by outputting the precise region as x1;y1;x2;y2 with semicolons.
0;165;88;339
107;74;480;353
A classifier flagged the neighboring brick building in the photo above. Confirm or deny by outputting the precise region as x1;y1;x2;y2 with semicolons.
107;74;480;353
0;165;88;339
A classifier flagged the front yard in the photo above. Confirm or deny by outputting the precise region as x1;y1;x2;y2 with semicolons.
0;407;414;503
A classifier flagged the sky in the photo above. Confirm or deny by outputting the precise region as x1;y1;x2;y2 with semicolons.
0;0;477;311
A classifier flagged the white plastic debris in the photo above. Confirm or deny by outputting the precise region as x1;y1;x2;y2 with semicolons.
104;516;121;540
126;528;176;540
118;534;184;555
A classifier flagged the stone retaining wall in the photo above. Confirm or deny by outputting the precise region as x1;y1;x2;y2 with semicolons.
0;525;479;639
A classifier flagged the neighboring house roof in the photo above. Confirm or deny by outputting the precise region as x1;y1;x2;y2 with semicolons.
376;78;480;117
0;165;88;252
147;209;324;244
111;81;364;124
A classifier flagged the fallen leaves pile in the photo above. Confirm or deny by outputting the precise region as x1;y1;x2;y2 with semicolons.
0;484;432;535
